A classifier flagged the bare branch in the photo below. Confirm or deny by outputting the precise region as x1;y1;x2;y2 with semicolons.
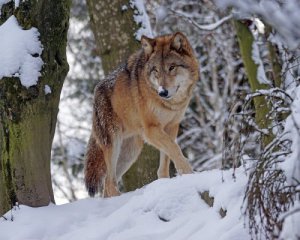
169;8;232;31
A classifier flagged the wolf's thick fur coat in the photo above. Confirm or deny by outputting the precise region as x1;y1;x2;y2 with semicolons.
85;32;199;197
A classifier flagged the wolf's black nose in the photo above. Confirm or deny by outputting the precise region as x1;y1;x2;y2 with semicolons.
159;89;169;98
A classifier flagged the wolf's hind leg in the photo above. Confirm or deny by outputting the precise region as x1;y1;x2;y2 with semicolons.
116;136;144;180
103;136;122;197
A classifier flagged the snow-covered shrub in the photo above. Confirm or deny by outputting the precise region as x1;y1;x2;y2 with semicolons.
216;0;300;238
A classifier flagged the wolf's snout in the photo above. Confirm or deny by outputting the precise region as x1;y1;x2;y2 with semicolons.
159;89;168;98
158;86;169;98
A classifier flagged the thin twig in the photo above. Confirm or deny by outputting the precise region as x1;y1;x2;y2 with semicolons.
169;8;232;31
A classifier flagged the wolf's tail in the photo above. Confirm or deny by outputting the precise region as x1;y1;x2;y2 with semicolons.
84;136;106;197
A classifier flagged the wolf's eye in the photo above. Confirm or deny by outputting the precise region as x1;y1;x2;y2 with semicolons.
169;65;176;71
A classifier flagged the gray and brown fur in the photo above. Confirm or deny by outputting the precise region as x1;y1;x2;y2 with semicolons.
85;32;199;197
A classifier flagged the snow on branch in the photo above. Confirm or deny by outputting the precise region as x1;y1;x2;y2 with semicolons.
0;16;43;88
281;85;300;184
245;88;293;103
169;8;232;31
251;41;270;85
129;0;153;40
215;0;300;48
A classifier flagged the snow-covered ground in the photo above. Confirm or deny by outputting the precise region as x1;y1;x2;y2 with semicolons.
0;168;250;240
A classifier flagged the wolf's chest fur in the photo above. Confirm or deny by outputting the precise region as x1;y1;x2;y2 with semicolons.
108;66;189;139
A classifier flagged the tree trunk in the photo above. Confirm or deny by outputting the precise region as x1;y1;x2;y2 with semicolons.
234;20;274;147
86;0;140;74
86;0;160;192
0;0;70;215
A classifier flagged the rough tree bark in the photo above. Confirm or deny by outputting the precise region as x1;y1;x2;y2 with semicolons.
86;0;160;192
0;0;70;215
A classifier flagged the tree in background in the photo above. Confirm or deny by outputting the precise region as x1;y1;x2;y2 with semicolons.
51;0;101;203
0;0;70;215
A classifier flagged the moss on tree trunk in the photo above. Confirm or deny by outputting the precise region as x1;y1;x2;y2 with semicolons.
0;0;70;215
86;0;160;192
234;20;274;147
122;144;160;191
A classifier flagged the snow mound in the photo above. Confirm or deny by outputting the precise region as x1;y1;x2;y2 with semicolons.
0;168;250;240
0;15;43;88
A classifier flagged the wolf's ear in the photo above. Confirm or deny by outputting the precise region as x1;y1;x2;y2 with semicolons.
141;35;155;56
171;32;191;54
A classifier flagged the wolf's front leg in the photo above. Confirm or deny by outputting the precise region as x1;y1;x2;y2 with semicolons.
158;152;170;178
144;126;193;175
157;123;181;178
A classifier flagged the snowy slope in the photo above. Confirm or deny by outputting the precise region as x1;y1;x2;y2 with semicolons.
0;168;250;240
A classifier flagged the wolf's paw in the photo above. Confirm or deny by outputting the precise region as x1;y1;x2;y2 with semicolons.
157;167;170;178
103;183;121;198
178;167;193;175
103;187;120;198
157;171;170;178
176;159;193;175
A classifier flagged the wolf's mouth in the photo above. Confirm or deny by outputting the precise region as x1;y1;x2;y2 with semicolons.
158;85;180;100
165;86;180;100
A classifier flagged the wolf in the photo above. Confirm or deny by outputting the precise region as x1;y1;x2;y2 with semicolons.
84;32;199;197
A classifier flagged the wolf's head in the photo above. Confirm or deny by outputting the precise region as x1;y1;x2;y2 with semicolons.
141;32;199;100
